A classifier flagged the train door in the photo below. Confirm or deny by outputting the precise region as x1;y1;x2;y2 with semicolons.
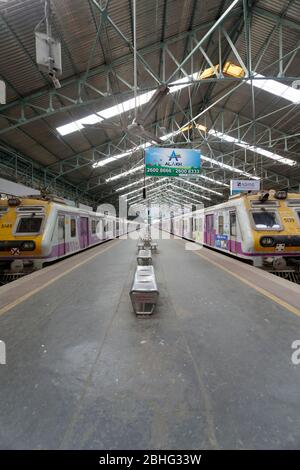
106;217;111;239
229;211;238;253
205;214;214;246
58;215;66;256
170;212;174;235
80;217;89;248
188;216;193;239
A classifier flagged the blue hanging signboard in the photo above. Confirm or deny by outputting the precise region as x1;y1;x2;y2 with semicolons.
145;147;201;177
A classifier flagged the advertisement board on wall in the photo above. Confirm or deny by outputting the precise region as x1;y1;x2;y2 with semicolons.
230;179;260;195
215;234;228;249
145;147;201;177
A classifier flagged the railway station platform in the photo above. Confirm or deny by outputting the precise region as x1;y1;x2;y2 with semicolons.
0;236;299;450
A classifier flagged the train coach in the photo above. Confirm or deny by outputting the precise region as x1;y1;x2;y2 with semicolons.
169;190;300;271
0;194;128;275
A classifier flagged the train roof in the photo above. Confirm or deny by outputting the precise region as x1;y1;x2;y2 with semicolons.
203;190;300;212
0;194;65;206
0;194;127;220
229;190;300;201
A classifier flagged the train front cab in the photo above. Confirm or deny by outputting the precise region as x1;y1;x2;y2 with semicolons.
245;192;300;269
0;197;50;272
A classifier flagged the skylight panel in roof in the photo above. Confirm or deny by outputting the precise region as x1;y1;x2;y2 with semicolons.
249;74;300;103
201;154;260;179
209;129;296;166
106;164;144;182
56;74;198;137
116;177;150;192
57;114;103;136
198;174;229;187
92;142;151;169
170;183;211;200
177;177;223;196
120;178;168;197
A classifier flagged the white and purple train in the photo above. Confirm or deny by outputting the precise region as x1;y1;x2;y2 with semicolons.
164;190;300;270
0;195;130;274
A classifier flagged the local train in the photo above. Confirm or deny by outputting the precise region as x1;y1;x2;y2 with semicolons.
0;194;130;274
165;190;300;270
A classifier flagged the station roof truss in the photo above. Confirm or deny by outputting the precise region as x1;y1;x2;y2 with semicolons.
0;0;300;207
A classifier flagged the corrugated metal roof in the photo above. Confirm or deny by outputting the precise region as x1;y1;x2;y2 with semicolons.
0;0;299;193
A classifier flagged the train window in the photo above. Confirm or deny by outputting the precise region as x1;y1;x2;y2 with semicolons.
0;207;8;215
91;220;98;234
251;200;278;207
70;218;76;237
252;211;280;230
230;213;236;236
16;217;43;233
287;199;300;207
218;215;224;234
17;206;44;212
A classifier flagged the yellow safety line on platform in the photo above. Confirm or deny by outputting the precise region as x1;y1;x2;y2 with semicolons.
0;240;120;317
195;250;300;318
176;239;300;318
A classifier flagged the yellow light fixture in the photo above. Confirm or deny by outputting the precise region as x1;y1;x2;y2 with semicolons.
198;61;245;80
199;65;220;80
269;189;276;198
181;123;207;133
222;61;245;78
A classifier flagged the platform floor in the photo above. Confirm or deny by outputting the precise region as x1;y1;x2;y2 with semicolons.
0;236;299;450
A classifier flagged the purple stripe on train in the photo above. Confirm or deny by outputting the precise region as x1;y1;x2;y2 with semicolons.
46;237;103;259
205;235;300;257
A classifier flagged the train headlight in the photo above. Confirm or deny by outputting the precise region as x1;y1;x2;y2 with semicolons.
21;241;35;251
260;236;275;247
8;197;21;207
275;190;287;200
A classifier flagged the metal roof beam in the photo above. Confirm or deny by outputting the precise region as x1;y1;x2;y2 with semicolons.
0;145;97;206
0;12;243;122
253;6;300;34
41;95;300;185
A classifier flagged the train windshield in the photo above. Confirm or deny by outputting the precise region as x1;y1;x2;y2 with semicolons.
16;217;43;233
252;211;280;230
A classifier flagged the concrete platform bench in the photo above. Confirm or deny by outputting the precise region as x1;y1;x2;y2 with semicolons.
150;242;158;253
142;238;152;249
130;265;159;316
137;249;152;266
137;241;145;252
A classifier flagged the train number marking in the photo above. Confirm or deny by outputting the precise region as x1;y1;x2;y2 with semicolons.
283;217;295;223
1;224;12;229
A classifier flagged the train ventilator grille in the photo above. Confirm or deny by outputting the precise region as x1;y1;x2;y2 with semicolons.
0;272;27;285
270;271;300;285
